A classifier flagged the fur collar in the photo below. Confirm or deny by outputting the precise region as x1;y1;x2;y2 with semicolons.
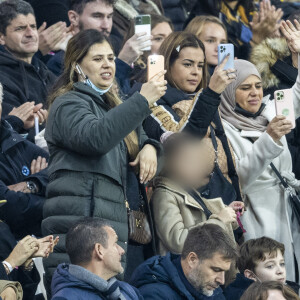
114;0;138;20
250;38;290;89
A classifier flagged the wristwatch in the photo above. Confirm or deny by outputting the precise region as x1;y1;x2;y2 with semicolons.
26;181;38;194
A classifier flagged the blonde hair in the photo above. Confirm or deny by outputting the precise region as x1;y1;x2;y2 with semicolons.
48;29;139;159
185;15;227;40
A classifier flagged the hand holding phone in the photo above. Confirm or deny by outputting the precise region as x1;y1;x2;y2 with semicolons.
135;15;151;51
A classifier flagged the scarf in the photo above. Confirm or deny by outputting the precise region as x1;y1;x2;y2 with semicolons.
219;59;268;132
69;264;126;300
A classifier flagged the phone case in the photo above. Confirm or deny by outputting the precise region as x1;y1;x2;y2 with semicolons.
135;15;151;51
218;44;234;70
147;55;164;81
274;89;295;129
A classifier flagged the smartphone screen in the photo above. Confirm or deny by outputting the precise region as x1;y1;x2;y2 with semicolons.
218;43;234;70
135;15;151;51
274;89;295;129
147;55;164;81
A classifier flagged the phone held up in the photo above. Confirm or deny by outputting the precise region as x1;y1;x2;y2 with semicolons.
135;14;151;51
218;43;234;70
147;55;164;82
274;88;295;129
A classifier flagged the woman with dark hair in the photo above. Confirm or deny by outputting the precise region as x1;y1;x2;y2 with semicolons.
185;0;283;60
241;281;300;300
132;32;245;230
42;29;166;288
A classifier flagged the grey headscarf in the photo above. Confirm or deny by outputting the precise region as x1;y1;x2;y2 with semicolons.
219;60;268;132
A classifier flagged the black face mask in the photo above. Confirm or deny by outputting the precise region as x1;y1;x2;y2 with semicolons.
234;103;266;118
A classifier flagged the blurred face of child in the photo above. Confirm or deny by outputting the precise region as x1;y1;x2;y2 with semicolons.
248;250;287;283
166;139;212;189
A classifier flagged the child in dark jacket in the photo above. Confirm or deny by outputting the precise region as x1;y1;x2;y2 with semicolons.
224;237;299;300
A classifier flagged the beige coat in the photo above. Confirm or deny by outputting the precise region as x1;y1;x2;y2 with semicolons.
0;280;23;300
152;176;238;255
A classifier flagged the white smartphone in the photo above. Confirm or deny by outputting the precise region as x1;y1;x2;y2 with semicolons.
218;43;234;70
274;88;295;129
135;14;151;51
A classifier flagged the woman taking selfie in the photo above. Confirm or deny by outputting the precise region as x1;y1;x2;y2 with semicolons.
135;32;244;211
42;29;166;286
219;21;300;283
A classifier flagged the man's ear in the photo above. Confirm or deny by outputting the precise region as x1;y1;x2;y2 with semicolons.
94;243;105;261
187;252;200;269
0;33;6;45
68;10;79;28
244;269;257;281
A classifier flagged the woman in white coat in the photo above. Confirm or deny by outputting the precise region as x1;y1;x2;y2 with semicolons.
219;21;300;283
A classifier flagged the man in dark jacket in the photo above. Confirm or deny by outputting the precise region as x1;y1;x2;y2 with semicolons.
47;0;151;94
130;224;238;300
0;83;49;238
0;0;56;118
51;218;143;300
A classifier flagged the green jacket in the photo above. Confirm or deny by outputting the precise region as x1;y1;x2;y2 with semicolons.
42;82;159;289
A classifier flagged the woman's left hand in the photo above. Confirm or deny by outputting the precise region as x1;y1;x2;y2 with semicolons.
280;20;300;53
229;201;245;216
129;144;157;184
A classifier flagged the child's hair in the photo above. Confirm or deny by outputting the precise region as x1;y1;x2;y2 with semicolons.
237;237;285;274
241;281;300;300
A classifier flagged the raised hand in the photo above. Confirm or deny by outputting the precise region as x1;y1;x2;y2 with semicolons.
118;32;152;65
38;21;71;55
280;20;300;54
208;55;236;94
33;235;59;258
250;0;283;44
267;115;293;142
140;70;167;106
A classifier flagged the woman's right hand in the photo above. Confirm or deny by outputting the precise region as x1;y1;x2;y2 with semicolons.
5;236;39;269
216;207;237;224
208;55;236;94
266;115;293;143
140;70;167;106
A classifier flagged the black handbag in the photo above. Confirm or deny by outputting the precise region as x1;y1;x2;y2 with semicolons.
270;162;300;226
198;125;238;206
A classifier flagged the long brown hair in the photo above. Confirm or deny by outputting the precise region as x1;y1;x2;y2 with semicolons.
241;281;300;300
48;29;139;159
159;32;208;91
185;15;228;40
